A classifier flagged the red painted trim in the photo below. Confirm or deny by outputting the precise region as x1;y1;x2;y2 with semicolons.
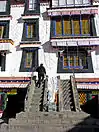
76;78;99;82
0;77;31;81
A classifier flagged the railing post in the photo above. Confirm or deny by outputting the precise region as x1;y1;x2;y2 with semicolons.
43;75;49;112
70;75;81;112
25;76;36;112
57;76;64;112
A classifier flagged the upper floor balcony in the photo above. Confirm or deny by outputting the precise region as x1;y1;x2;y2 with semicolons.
50;14;97;39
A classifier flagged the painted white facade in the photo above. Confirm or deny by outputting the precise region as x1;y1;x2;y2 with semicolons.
1;1;99;101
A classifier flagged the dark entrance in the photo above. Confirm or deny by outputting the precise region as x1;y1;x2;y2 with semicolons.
2;88;27;119
81;95;99;118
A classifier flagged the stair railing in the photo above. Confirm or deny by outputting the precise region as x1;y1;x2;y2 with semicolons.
24;75;36;112
42;75;49;112
70;75;81;112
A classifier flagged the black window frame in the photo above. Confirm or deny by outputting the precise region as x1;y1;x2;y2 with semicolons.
63;50;88;70
57;47;94;73
24;0;40;15
22;19;39;41
19;48;38;72
51;15;96;38
0;0;10;15
0;21;9;39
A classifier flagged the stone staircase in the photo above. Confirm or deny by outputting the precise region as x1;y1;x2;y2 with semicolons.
29;84;44;112
6;111;99;132
25;77;46;112
0;77;99;132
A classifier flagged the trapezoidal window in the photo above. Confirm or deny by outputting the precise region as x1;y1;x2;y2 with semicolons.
22;19;39;41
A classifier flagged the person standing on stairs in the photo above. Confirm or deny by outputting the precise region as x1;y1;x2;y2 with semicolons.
36;64;46;88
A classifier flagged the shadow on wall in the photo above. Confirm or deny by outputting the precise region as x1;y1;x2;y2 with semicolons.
95;46;99;55
42;12;50;20
42;41;59;53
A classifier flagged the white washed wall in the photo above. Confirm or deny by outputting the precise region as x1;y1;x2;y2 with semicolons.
2;2;99;92
9;6;24;45
39;3;50;44
4;5;27;76
38;3;99;101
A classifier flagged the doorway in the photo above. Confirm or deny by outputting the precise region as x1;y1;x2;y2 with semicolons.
2;88;27;119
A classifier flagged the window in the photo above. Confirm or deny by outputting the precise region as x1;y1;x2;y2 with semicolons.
0;1;7;12
82;16;90;35
25;52;32;68
0;25;6;38
52;15;90;37
0;0;10;15
72;16;80;35
25;23;36;38
52;0;91;7
63;17;71;34
0;22;9;38
63;51;87;69
28;0;36;10
56;19;62;35
24;0;40;14
22;19;39;41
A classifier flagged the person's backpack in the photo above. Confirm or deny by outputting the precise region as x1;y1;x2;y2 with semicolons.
40;67;45;74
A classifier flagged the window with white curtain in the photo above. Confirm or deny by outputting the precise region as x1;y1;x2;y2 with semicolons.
0;1;7;12
59;0;66;6
67;0;74;6
52;0;91;7
75;0;82;5
28;0;36;10
83;0;90;5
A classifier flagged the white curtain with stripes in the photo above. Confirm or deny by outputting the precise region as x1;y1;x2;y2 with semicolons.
0;1;6;12
59;0;66;6
67;0;74;5
29;0;36;10
52;0;91;7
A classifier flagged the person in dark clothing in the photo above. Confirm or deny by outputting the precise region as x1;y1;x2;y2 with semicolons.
36;64;46;88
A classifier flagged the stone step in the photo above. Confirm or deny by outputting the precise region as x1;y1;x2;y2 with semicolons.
9;117;99;127
31;102;41;106
34;88;44;92
33;94;43;98
32;98;42;102
32;95;42;99
31;100;42;103
34;89;43;93
29;106;40;112
34;91;43;94
15;111;90;120
8;124;99;132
